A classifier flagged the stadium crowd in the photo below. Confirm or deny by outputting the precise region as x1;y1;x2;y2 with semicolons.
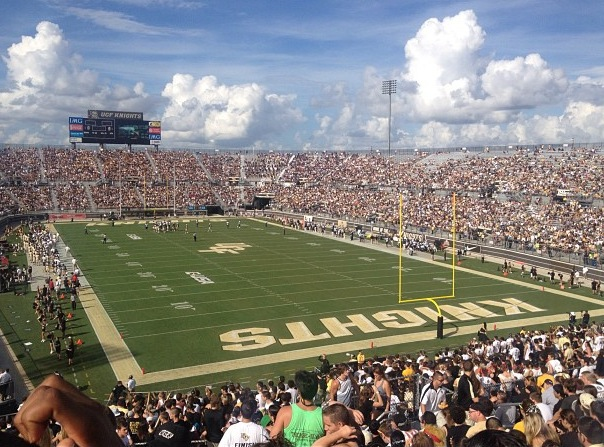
2;145;603;265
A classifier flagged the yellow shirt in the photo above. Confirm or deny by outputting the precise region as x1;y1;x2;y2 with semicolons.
326;377;333;394
558;336;570;351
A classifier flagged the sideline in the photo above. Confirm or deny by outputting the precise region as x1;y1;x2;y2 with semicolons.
46;224;141;384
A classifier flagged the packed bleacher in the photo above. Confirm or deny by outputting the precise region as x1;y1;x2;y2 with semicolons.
1;145;603;266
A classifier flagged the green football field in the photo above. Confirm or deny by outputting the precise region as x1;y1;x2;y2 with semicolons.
2;217;602;400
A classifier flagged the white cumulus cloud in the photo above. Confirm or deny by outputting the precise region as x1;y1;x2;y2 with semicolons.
0;21;154;143
161;73;304;146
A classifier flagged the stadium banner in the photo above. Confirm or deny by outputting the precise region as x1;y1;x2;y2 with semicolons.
337;219;348;228
48;213;87;220
303;215;313;222
88;110;143;120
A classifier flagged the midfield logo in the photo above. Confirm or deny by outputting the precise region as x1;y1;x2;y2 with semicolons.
198;243;252;254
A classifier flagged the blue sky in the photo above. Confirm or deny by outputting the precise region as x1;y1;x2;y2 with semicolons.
1;0;604;150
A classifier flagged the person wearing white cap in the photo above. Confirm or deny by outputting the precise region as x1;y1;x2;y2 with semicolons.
580;393;596;418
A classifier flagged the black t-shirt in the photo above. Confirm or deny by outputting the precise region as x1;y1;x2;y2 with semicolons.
447;424;470;447
111;384;126;403
449;364;461;381
358;399;373;426
149;421;190;447
128;417;147;443
456;374;473;410
560;430;580;447
203;408;224;443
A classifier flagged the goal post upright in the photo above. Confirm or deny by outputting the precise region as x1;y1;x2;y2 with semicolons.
451;192;456;297
398;193;403;302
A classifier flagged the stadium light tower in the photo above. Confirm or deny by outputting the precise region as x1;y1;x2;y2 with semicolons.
382;80;397;157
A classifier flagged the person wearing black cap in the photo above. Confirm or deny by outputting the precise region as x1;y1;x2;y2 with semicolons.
219;400;268;447
465;400;491;439
109;380;127;405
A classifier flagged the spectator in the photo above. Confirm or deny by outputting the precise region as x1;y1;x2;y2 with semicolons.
203;394;225;447
445;405;470;447
109;380;127;405
419;371;448;426
0;368;12;400
311;403;361;447
115;417;132;446
330;364;358;408
524;412;560;447
462;429;528;447
13;374;123;447
357;384;383;426
420;411;445;446
372;364;392;418
465;400;491;439
271;370;324;447
541;380;559;414
577;416;603;447
456;361;483;411
558;409;580;447
219;400;269;447
410;432;436;447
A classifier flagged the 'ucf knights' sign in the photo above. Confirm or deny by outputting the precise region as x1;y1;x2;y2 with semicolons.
88;110;143;120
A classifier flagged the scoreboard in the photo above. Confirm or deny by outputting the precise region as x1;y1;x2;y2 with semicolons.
69;117;161;145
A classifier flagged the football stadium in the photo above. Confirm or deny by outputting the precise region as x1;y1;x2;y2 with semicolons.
4;1;604;444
